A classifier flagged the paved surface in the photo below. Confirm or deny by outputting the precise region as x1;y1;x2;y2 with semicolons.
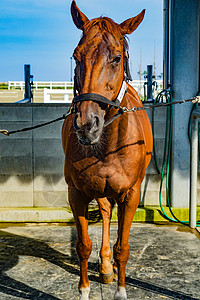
0;223;199;300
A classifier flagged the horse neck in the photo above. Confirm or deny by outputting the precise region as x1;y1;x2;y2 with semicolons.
104;87;133;147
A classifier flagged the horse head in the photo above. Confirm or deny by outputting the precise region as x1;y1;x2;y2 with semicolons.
71;0;145;146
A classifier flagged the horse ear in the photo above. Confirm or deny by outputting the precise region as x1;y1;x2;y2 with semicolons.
119;9;145;35
71;0;89;30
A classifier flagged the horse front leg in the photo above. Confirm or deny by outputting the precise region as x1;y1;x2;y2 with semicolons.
68;187;92;300
97;197;114;284
114;184;140;300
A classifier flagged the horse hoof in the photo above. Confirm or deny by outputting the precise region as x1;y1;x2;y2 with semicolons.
114;286;127;300
113;266;118;281
100;269;114;284
79;286;90;300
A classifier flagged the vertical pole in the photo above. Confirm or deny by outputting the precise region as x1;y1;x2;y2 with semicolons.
70;57;73;82
153;39;156;77
163;0;169;90
139;48;142;96
147;65;153;101
170;0;199;208
189;113;199;228
24;64;31;101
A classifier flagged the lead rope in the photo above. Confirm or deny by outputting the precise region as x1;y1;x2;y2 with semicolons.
0;106;75;136
1;95;199;136
104;95;200;127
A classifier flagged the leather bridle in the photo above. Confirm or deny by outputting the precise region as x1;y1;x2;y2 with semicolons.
72;44;132;127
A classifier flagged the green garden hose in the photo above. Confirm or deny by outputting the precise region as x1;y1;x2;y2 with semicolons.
152;90;200;227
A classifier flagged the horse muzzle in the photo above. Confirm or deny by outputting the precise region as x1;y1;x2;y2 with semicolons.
74;112;103;145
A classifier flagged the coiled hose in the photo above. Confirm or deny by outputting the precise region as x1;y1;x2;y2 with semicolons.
152;90;200;227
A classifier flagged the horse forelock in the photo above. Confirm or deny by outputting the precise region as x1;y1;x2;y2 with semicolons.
77;17;129;57
85;17;120;33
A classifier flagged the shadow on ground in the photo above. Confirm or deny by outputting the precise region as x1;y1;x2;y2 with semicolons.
0;225;199;299
0;227;99;299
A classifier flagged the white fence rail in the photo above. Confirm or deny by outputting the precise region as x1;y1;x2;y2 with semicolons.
8;81;73;90
43;88;72;103
129;80;163;97
8;80;163;99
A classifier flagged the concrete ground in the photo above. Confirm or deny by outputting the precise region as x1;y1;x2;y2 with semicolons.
0;223;199;300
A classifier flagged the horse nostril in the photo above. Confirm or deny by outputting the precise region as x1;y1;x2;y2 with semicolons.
74;112;101;133
88;113;100;131
73;114;79;131
95;116;100;127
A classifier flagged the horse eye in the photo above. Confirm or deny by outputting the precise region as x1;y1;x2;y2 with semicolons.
112;55;121;64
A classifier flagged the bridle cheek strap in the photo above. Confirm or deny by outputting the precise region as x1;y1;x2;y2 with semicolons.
116;81;128;103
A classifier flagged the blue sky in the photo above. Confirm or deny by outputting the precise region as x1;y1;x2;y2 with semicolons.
0;0;163;81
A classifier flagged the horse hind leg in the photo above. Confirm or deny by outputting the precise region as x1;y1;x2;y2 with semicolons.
113;260;118;281
68;187;92;300
113;184;141;300
97;197;115;284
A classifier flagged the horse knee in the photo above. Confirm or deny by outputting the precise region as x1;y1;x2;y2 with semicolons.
113;244;130;266
76;239;92;261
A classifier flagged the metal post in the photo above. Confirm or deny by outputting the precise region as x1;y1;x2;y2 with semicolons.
70;57;73;82
24;65;31;101
163;0;169;90
189;111;200;228
170;0;199;208
147;65;153;101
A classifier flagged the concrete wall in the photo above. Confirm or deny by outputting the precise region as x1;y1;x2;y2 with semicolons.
0;104;68;210
0;104;170;208
141;107;168;206
0;104;199;221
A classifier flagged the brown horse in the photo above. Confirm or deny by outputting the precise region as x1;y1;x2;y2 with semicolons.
62;1;153;299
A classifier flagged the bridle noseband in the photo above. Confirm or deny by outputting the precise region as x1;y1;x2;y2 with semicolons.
72;46;132;127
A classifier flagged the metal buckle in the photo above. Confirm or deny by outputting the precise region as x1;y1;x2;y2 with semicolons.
120;106;137;113
192;96;200;104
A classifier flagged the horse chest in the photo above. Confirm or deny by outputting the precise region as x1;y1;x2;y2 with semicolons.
64;113;147;199
69;153;142;199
